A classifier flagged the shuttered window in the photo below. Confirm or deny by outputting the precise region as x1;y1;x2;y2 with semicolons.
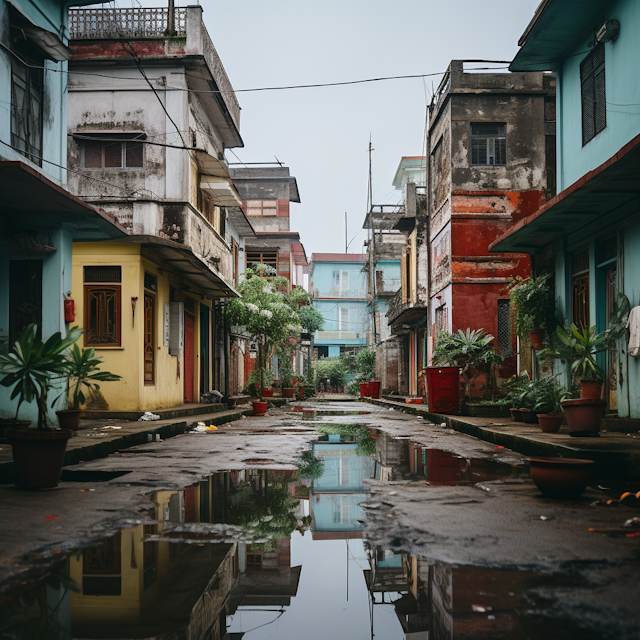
470;123;506;166
84;266;122;347
581;45;606;145
339;307;349;330
246;251;278;276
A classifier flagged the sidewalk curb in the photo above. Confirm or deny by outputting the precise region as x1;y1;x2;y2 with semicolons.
367;398;640;481
0;408;253;485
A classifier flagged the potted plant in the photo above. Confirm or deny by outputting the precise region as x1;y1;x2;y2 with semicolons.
507;273;553;350
0;324;83;489
497;374;531;422
533;376;571;433
542;324;609;435
431;329;502;415
277;348;295;398
227;264;305;416
55;344;121;430
355;348;377;397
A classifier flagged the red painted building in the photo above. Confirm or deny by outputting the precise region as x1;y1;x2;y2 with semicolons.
388;61;556;396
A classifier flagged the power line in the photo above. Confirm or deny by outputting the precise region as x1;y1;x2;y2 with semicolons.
69;132;203;151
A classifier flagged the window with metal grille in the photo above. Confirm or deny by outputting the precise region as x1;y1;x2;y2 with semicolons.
84;266;122;346
470;123;506;166
246;251;278;276
581;45;606;145
497;299;511;355
10;17;44;166
83;136;144;169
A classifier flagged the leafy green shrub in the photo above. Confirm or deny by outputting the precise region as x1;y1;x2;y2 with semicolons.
296;451;325;479
355;348;376;382
313;357;347;389
507;273;553;338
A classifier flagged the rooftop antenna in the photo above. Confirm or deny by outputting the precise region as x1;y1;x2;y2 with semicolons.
345;212;348;253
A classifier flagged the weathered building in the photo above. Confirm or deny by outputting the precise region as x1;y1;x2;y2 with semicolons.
492;0;640;418
0;0;128;424
309;254;368;359
64;6;256;409
231;166;308;386
389;61;556;397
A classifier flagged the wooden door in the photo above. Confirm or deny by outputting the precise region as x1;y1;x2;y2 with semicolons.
184;313;195;403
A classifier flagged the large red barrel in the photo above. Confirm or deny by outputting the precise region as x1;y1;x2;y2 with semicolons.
424;367;460;414
368;380;381;398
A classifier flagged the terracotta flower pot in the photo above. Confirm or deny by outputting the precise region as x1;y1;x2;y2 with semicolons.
252;401;268;416
580;380;603;400
0;419;30;437
537;414;563;433
528;330;545;350
529;457;594;499
261;388;274;398
520;408;538;424
561;398;606;436
56;409;82;431
7;429;73;489
510;408;523;422
282;388;295;398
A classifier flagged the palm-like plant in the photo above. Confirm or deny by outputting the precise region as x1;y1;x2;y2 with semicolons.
432;329;502;398
0;325;83;429
60;344;121;410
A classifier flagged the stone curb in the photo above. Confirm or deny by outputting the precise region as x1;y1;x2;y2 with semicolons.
366;398;640;481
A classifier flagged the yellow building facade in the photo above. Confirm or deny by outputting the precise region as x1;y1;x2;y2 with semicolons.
71;241;220;412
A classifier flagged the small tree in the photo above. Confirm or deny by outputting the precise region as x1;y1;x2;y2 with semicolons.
227;265;302;401
355;348;376;383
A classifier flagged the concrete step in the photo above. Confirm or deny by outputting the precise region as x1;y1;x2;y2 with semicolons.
80;403;232;421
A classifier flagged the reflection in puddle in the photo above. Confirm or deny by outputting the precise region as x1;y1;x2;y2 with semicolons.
0;432;611;639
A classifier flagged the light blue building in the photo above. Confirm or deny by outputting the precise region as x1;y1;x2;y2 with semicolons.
309;253;369;358
492;0;640;418
0;0;126;423
311;442;375;534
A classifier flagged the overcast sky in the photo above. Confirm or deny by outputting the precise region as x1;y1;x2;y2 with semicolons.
161;0;541;256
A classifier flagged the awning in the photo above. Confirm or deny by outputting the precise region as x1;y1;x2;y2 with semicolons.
107;235;240;299
0;161;128;239
490;133;640;254
226;206;256;238
200;176;242;208
194;150;231;178
7;1;70;61
510;0;604;71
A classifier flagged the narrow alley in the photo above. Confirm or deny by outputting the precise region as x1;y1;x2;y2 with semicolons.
1;398;639;639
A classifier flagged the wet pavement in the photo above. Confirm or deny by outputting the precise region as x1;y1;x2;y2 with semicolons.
1;399;639;639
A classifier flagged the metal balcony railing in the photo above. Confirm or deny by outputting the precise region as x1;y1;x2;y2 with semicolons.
386;288;406;322
69;7;187;39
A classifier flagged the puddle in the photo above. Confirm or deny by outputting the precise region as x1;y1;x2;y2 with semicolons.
0;432;628;639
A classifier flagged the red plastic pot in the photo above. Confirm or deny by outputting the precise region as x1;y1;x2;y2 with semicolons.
261;388;274;398
8;429;73;489
537;414;563;433
369;381;381;399
529;330;544;350
252;401;268;416
359;383;370;398
425;367;460;414
529;457;594;499
282;388;295;398
561;399;606;436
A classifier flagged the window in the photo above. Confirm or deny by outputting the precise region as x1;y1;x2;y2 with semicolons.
581;45;606;145
246;251;278;276
84;266;122;346
572;248;590;329
83;137;144;169
339;307;349;331
245;200;277;216
340;270;349;295
10;22;44;165
470;123;506;166
497;299;511;355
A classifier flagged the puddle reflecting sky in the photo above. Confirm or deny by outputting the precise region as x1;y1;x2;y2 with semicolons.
0;430;610;640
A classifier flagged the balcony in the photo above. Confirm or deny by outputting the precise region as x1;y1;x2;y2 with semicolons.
386;288;427;327
68;6;241;139
315;331;365;342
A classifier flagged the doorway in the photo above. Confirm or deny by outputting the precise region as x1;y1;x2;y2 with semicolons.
184;312;195;403
9;260;42;344
199;304;210;395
